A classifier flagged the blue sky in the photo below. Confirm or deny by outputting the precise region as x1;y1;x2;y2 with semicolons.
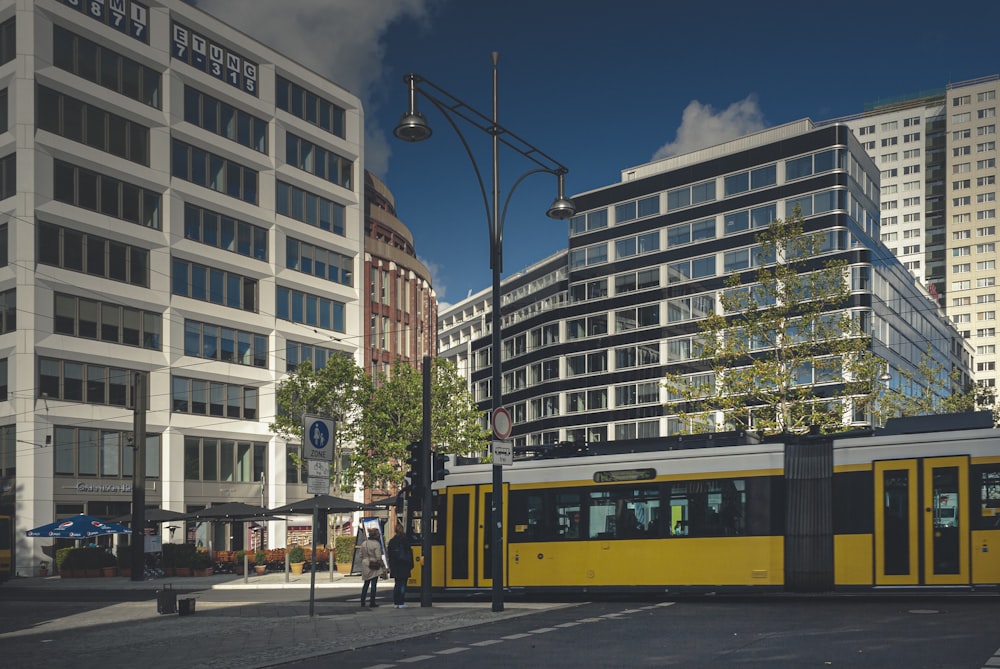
192;0;1000;306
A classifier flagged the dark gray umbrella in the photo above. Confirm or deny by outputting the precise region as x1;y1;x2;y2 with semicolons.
363;494;400;510
269;494;365;515
110;508;187;524
180;501;273;520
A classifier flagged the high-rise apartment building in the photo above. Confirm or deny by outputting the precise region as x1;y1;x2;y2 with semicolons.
438;120;972;447
2;0;365;576
840;75;1000;389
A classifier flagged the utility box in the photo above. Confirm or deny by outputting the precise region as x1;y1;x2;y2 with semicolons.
156;585;177;614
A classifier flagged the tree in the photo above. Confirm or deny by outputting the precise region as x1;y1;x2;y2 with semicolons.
269;354;371;493
353;358;489;491
876;347;996;423
663;208;882;436
271;356;489;493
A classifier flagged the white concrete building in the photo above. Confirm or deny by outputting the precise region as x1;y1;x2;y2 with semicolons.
2;0;365;576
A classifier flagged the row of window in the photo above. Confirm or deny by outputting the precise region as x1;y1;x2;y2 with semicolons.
275;285;346;333
285;237;353;287
54;426;159;479
285;133;353;190
276;75;346;139
183;319;267;367
286;340;343;373
183;436;266;483
276;180;346;236
39;220;149;287
38;358;139;407
171;257;257;312
54;159;160;229
171;376;258;419
183;202;267;261
54;293;160;349
508;477;763;542
53;25;160;108
183;85;267;153
38;86;149;165
171;139;259;204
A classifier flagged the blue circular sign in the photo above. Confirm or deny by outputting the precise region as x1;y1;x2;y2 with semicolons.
307;420;330;451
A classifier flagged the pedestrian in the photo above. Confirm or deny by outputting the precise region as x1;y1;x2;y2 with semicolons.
359;527;385;607
386;522;414;608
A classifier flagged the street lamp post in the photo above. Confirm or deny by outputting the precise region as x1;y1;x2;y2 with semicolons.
394;52;575;612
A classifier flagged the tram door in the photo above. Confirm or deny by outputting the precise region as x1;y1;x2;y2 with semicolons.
446;486;476;588
874;457;969;585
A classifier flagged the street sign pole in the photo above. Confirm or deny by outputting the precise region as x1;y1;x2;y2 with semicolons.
301;414;334;618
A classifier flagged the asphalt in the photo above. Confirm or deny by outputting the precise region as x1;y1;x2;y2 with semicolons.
0;571;571;669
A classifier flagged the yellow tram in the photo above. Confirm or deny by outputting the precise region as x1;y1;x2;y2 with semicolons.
406;416;1000;594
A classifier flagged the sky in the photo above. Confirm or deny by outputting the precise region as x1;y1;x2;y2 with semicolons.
190;0;1000;307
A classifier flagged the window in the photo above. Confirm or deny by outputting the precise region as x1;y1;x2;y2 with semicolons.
276;75;346;138
38;86;149;165
287;342;346;372
903;148;920;159
668;180;715;209
568;209;608;235
184;86;267;152
38;221;148;287
954;145;972;156
979;125;996;136
903;132;920;142
55;293;159;349
184;320;266;367
184;436;265;482
53;25;160;107
955;129;972;140
276;285;346;333
568;243;608;268
978;142;995;153
954;112;972;124
979;91;997;102
172;257;257;312
40;358;140;407
978;226;996;237
0;153;13;201
55;426;159;479
881;137;898;147
172;140;258;203
276;181;346;236
184;203;266;260
285;133;353;190
285;237;353;287
173;377;258;419
978;159;997;170
54;160;160;229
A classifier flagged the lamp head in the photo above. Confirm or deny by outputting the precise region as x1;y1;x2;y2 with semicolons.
546;171;576;220
546;195;576;220
394;111;432;142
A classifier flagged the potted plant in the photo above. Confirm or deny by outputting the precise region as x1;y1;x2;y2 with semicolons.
334;536;356;575
78;546;105;577
56;547;76;577
287;545;306;575
38;560;49;577
101;550;117;577
191;549;214;576
253;550;267;575
116;544;132;578
234;549;247;575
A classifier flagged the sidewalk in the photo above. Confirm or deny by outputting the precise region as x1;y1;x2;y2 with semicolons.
0;572;569;669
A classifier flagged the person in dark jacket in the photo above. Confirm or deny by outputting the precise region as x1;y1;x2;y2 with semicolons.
386;522;414;608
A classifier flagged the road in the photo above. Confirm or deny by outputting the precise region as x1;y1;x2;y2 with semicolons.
275;598;1000;669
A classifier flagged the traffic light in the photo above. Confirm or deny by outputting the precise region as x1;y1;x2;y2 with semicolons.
432;452;450;482
405;440;424;493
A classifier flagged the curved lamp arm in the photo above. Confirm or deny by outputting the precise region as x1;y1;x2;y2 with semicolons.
496;167;562;272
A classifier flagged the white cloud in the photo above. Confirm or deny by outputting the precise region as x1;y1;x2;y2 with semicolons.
419;256;447;305
191;0;436;176
651;95;767;160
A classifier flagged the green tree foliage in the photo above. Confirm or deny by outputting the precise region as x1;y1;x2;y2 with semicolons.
876;347;994;423
353;358;489;490
269;354;371;493
663;208;882;436
271;356;489;492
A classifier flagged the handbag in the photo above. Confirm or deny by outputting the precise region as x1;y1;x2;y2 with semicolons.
368;558;382;571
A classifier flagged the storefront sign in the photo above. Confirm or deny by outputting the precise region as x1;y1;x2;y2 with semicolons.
71;481;134;494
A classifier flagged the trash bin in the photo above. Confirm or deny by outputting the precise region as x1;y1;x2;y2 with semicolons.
178;597;196;616
156;584;177;614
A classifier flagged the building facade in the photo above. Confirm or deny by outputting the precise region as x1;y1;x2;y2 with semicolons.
839;75;1000;390
363;170;437;380
2;0;366;575
439;120;972;447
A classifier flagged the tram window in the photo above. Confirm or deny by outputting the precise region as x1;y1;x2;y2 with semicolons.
555;492;583;539
972;465;1000;530
588;486;662;539
509;492;544;540
832;471;873;534
669;478;746;537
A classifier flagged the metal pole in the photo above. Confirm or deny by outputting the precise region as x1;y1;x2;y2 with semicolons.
309;496;318;616
130;371;146;581
489;51;505;613
420;356;433;607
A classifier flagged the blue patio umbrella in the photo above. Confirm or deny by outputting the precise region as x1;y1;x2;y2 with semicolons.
26;513;132;538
